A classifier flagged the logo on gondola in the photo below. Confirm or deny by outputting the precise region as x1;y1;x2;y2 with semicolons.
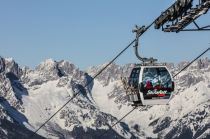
147;90;168;95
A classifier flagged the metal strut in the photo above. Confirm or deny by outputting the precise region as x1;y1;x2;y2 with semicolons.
132;25;157;63
179;21;210;31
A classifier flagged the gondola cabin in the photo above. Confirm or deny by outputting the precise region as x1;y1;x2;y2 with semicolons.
123;64;174;106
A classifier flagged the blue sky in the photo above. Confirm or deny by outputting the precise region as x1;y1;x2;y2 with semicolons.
0;0;209;69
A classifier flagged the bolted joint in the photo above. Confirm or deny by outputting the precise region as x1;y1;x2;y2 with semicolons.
132;25;146;37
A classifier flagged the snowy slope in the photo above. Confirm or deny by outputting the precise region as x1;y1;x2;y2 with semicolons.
0;56;210;139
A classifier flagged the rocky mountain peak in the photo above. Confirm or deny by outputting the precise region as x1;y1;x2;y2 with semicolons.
0;57;22;79
87;63;134;86
0;56;5;73
34;59;80;79
36;59;56;71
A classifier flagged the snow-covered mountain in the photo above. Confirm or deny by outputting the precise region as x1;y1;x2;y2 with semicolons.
0;56;210;139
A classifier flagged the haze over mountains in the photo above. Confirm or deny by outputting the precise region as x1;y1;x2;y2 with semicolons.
0;56;210;139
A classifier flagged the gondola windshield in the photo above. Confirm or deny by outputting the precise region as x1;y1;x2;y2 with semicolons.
141;67;173;100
